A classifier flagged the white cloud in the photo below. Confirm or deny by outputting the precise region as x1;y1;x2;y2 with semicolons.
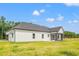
68;20;79;24
46;18;55;23
32;10;40;16
46;14;64;23
56;14;64;21
40;9;45;13
73;20;79;23
64;3;79;7
32;9;45;16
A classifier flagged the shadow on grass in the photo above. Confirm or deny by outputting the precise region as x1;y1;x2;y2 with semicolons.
60;51;78;56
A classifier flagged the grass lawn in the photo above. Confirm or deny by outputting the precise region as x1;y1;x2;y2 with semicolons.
0;38;79;56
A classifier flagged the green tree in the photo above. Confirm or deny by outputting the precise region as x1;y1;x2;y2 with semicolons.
64;31;79;38
0;16;6;39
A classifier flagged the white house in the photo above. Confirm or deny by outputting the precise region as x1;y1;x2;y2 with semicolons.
6;23;64;42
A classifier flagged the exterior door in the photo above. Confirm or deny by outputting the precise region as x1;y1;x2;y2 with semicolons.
51;34;57;41
51;34;54;40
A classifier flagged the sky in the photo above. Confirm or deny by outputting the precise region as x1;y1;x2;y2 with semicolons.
0;3;79;33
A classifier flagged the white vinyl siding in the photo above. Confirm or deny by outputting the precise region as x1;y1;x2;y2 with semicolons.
58;28;63;33
8;30;15;42
7;27;63;42
14;29;50;42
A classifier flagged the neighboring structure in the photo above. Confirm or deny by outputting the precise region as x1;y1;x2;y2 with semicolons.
6;23;64;42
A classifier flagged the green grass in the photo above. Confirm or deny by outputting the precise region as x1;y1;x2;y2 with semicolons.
0;38;79;56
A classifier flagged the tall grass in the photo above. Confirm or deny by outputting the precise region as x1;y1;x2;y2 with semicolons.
0;38;79;56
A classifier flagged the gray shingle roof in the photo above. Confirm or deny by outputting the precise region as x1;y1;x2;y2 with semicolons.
50;27;63;32
14;23;50;32
14;23;63;32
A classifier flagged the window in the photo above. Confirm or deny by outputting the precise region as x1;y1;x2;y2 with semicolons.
33;33;35;39
48;34;49;37
52;35;54;39
12;33;13;38
42;34;44;39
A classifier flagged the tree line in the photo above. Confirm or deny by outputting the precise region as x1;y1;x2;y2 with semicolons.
64;31;79;38
0;16;20;39
0;16;79;39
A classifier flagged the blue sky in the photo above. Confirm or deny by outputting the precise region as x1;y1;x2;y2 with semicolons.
0;3;79;33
